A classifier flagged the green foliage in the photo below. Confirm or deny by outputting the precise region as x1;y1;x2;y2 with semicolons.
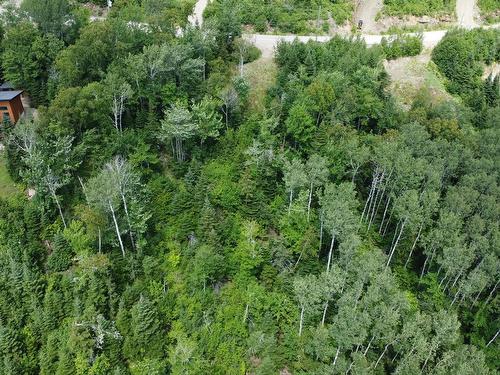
383;0;456;16
1;22;63;105
381;34;423;60
432;29;499;96
46;233;73;272
478;0;500;22
206;0;353;34
432;28;500;126
0;2;498;374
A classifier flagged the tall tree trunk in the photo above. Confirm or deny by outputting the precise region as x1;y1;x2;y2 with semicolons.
405;224;423;268
299;306;305;336
321;302;328;326
473;283;488;305
109;203;125;257
484;279;499;306
421;245;436;279
243;303;249;323
333;347;340;366
382;204;395;237
438;272;448;288
363;170;379;224
374;343;390;368
288;189;293;215
486;329;499;347
98;228;102;254
386;218;406;268
379;196;391;234
120;192;135;250
319;216;323;252
361;169;378;223
53;193;67;229
451;282;462;306
367;171;385;231
327;233;335;272
421;347;433;373
307;182;314;221
364;335;375;356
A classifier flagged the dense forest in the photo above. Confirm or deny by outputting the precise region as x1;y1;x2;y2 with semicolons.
0;0;499;374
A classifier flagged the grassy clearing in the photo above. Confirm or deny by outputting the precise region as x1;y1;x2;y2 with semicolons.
0;152;20;199
384;54;453;108
243;58;277;113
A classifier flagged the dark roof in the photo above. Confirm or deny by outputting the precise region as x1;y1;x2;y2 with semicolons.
0;90;23;101
0;81;15;90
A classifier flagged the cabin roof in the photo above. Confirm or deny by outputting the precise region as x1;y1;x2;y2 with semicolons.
0;90;23;101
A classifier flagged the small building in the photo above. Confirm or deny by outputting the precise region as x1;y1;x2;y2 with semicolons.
0;90;24;124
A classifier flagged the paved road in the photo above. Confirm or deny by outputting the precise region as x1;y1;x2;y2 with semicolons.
188;0;495;59
244;30;448;59
456;0;478;28
354;0;383;33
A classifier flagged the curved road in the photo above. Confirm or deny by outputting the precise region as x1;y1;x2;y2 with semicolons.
190;0;494;59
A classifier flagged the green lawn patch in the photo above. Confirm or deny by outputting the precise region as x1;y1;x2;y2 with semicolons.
0;153;20;198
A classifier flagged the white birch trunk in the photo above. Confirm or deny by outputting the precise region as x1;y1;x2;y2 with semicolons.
53;192;67;229
405;224;422;268
321;302;328;326
379;195;391;234
299;306;304;336
386;218;406;268
109;202;125;257
333;347;340;366
327;233;335;272
307;182;313;221
486;329;499;347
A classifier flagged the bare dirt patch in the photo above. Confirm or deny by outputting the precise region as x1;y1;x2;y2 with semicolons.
384;54;453;108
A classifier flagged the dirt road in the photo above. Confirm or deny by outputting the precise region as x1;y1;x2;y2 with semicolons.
353;0;383;32
456;0;478;28
188;0;209;26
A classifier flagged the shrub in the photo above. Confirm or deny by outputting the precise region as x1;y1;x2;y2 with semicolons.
381;34;423;60
383;0;455;16
432;29;500;96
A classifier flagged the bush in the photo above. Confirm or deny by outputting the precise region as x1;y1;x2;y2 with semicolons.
381;34;423;60
206;0;353;34
432;29;500;96
383;0;455;16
